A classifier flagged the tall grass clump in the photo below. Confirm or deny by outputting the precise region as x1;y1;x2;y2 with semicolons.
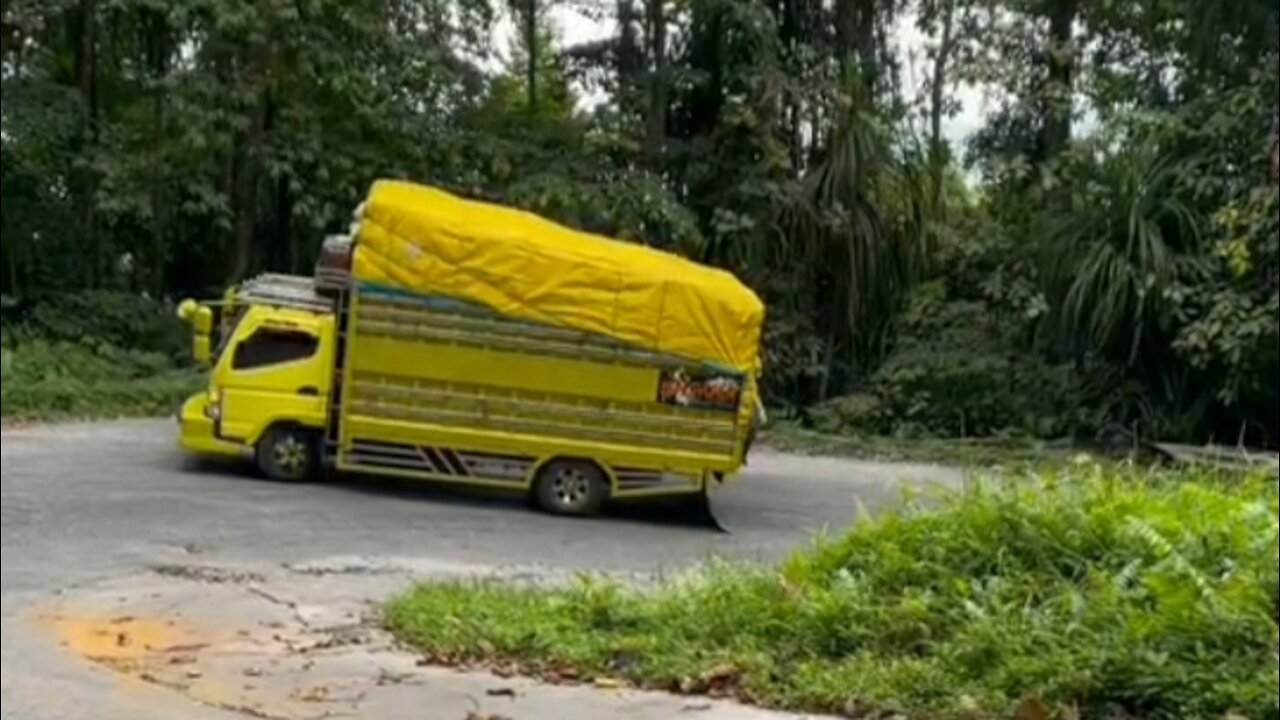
1;293;201;421
1;340;201;420
387;463;1280;720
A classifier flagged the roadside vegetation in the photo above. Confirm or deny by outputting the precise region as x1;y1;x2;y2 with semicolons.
0;294;200;422
760;420;1116;469
387;463;1280;720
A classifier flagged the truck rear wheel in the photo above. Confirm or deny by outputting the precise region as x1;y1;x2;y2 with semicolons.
534;460;609;517
256;426;319;483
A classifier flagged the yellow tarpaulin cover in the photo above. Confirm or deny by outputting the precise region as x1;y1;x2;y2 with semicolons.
352;180;765;373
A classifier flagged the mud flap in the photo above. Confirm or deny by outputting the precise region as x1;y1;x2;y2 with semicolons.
684;476;729;534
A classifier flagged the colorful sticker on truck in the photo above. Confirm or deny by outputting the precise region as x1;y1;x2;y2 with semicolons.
657;368;743;411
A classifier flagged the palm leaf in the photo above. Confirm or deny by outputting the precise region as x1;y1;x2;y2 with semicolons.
1046;143;1204;364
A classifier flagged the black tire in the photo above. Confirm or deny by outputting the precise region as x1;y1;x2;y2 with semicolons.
256;426;320;483
534;459;610;517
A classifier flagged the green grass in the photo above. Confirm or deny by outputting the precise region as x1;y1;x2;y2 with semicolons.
386;463;1280;720
1;340;202;422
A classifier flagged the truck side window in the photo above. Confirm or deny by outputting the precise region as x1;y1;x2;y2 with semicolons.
232;329;318;370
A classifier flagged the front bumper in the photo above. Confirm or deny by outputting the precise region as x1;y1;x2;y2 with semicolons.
178;392;245;458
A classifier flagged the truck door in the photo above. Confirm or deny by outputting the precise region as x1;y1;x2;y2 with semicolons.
215;319;330;443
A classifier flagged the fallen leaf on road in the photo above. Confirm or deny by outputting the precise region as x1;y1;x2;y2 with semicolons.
546;661;580;682
698;663;740;697
701;664;738;685
293;685;329;703
158;642;210;654
593;677;622;689
376;669;415;686
486;687;517;697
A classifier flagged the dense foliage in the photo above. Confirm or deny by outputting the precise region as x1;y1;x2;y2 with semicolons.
3;0;1277;445
387;463;1280;719
0;294;199;419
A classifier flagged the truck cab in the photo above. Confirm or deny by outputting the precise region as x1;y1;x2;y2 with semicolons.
178;274;338;481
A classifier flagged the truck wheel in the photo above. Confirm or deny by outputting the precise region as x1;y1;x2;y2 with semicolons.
256;426;319;483
534;460;609;517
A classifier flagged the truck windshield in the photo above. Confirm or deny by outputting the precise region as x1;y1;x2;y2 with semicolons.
212;305;247;365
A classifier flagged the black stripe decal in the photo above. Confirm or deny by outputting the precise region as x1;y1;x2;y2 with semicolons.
421;447;452;475
441;449;470;476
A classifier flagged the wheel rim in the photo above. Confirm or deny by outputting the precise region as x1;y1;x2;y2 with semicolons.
550;466;591;510
272;435;308;477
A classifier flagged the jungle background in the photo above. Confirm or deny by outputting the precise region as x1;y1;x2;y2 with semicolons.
2;0;1278;449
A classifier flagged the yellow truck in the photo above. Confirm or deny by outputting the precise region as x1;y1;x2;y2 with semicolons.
177;181;765;518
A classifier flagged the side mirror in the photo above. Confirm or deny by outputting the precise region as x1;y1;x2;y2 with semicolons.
192;335;212;365
192;305;213;335
178;300;215;364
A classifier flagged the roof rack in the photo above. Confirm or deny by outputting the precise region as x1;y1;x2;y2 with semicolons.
237;273;333;313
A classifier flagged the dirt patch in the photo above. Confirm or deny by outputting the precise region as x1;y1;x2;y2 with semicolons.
47;615;205;672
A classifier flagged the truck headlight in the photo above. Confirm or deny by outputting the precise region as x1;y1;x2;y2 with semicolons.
205;392;222;421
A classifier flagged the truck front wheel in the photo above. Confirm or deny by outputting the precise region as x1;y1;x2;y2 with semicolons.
256;426;319;483
534;460;609;517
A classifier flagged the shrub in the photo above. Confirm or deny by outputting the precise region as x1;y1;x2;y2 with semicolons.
387;464;1280;720
2;292;188;361
0;291;201;420
0;339;200;420
816;284;1076;439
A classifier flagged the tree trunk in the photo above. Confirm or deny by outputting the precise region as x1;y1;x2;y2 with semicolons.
1039;0;1077;163
524;0;538;111
279;175;296;274
3;16;22;294
70;0;100;286
835;0;855;76
1271;128;1278;183
857;0;878;96
645;0;667;158
5;241;17;296
149;10;170;296
929;0;955;161
834;0;878;102
616;0;642;118
1272;23;1279;182
779;0;804;175
816;321;837;403
230;89;270;282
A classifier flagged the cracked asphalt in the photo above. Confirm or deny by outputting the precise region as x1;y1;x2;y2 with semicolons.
2;420;962;719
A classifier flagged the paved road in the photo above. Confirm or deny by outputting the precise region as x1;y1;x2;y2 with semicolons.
1;420;961;720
